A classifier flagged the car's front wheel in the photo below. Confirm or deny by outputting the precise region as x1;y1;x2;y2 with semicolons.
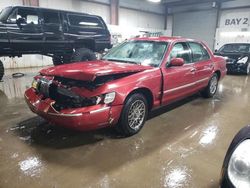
201;73;218;98
245;63;250;75
0;60;4;81
116;93;148;136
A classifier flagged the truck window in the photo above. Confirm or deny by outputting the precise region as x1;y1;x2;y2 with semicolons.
68;14;104;28
8;8;40;25
42;10;60;25
0;7;13;22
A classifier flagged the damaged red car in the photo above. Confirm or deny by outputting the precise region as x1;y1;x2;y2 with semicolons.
25;37;227;136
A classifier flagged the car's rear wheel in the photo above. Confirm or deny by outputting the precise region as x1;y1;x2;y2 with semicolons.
71;47;96;62
0;60;4;81
201;74;218;98
116;93;148;136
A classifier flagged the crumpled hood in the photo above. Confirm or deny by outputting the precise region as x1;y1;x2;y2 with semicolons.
40;60;152;81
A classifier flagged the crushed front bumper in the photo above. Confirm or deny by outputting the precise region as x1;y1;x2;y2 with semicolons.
24;88;123;131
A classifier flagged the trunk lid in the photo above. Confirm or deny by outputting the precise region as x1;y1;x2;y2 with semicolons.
40;60;151;81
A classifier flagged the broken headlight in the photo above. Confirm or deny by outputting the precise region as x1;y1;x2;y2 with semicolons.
31;79;39;90
237;56;248;64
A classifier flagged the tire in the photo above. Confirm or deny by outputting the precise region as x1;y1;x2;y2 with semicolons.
52;55;71;66
0;60;4;81
116;93;148;136
71;48;96;62
245;63;250;75
201;74;218;98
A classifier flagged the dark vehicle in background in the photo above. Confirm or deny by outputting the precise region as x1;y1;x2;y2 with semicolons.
215;43;250;75
0;6;112;80
221;125;250;188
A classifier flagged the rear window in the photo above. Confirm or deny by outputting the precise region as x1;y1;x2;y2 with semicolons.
68;14;104;28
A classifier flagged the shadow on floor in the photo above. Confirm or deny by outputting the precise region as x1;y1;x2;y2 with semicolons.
13;94;201;149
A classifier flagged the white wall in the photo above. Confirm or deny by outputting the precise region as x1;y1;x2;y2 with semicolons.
40;0;110;23
119;8;165;29
0;0;22;8
215;8;250;50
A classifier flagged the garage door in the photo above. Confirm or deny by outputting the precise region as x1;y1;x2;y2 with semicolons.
173;10;217;49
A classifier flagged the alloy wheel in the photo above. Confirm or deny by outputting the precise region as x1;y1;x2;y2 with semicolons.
128;100;146;130
210;76;218;94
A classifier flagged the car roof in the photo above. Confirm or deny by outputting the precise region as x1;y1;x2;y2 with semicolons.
222;43;250;45
130;36;200;43
6;6;101;18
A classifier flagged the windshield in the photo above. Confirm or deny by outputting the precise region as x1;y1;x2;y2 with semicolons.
102;40;168;67
0;7;12;22
219;44;250;53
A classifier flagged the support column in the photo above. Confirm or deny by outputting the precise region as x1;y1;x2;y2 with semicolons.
23;0;39;6
110;0;119;25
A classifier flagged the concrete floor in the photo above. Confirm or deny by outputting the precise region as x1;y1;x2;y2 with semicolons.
0;68;250;188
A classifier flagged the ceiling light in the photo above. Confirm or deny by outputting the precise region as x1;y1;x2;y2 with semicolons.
147;0;161;3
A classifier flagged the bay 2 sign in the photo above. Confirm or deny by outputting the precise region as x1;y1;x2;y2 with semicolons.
225;18;248;26
220;9;250;28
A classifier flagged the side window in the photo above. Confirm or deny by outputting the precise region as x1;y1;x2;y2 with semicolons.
188;42;210;62
42;11;60;25
169;42;191;64
8;8;40;25
68;14;104;28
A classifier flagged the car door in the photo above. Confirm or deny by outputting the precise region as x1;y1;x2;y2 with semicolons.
188;42;213;89
40;9;65;53
7;7;43;53
161;42;197;105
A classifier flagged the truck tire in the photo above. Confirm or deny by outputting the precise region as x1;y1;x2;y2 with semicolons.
0;60;4;81
71;48;96;62
52;55;71;66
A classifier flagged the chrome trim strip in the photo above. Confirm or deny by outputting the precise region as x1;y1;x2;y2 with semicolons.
164;77;209;94
90;107;110;114
48;112;83;117
164;82;195;94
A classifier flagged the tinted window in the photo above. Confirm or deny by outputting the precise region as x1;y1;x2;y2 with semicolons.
169;43;191;64
219;44;250;53
8;8;40;25
0;7;12;22
68;14;103;28
188;42;210;62
42;11;60;24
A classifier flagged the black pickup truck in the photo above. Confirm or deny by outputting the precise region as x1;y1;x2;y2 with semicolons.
0;6;112;80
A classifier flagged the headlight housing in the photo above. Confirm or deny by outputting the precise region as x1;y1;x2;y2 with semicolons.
228;139;250;187
237;57;248;64
32;79;39;90
95;92;116;105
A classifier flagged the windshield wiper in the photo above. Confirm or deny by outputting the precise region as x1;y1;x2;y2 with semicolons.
104;58;141;65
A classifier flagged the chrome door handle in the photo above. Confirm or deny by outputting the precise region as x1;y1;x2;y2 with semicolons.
190;68;196;72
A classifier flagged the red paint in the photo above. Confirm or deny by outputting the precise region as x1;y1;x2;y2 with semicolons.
25;37;226;131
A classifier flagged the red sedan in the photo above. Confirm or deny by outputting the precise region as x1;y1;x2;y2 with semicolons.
25;37;226;136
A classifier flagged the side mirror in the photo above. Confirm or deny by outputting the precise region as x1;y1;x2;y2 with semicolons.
214;49;218;52
170;58;184;66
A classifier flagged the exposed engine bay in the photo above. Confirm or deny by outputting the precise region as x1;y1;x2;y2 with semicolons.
35;73;134;110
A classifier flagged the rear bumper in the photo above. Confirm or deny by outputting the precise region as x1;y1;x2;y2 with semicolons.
24;88;123;131
226;63;247;74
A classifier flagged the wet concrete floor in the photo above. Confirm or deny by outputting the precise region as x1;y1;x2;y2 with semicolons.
0;67;250;188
